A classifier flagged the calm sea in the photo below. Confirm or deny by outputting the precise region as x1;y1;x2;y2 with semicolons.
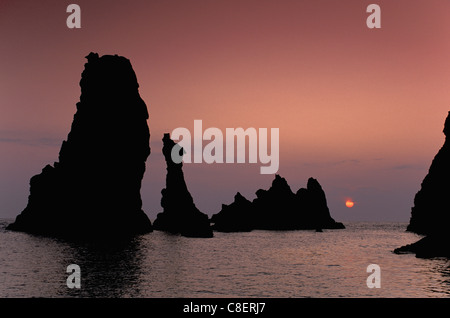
0;219;449;298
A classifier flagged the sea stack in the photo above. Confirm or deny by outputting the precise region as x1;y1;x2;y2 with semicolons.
211;175;345;232
298;177;345;230
7;53;153;240
395;111;450;257
153;133;213;238
252;174;298;230
210;192;254;232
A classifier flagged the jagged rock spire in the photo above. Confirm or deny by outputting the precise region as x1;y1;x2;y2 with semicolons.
153;133;213;238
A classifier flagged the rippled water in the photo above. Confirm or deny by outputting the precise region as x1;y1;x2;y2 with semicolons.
1;219;449;298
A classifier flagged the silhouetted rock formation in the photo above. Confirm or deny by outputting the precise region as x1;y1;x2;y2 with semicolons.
153;134;213;238
395;111;450;257
7;53;153;240
210;193;254;232
407;112;450;236
211;175;345;232
394;235;450;258
297;177;346;230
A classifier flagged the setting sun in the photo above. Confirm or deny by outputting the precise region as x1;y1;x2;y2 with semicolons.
345;200;355;208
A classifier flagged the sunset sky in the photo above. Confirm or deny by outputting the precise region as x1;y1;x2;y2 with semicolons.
1;0;450;222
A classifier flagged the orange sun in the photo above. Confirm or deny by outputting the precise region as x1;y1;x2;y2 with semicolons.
345;200;354;208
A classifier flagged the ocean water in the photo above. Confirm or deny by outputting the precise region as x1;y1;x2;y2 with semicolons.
0;219;449;298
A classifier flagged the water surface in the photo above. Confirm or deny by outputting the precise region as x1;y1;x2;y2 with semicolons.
1;220;449;297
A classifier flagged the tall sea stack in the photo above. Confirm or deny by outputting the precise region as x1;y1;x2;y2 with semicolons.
7;53;153;240
395;111;450;257
153;134;213;238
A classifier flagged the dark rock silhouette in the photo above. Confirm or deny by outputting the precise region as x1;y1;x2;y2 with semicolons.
395;111;450;257
407;111;450;235
297;177;345;230
251;174;297;230
211;175;345;232
210;192;254;232
153;134;213;238
7;53;153;240
394;235;450;258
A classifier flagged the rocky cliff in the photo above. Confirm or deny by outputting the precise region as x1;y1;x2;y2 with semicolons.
395;111;450;257
407;111;450;235
7;53;153;240
153;134;213;238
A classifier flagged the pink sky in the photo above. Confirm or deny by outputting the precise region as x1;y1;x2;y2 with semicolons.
2;0;450;222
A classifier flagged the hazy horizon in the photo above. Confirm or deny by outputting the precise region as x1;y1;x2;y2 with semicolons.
2;0;450;223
